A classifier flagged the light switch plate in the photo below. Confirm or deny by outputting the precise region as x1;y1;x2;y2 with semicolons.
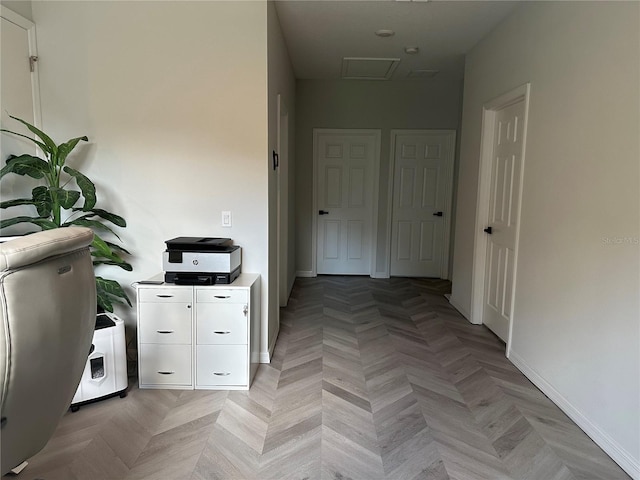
222;211;232;227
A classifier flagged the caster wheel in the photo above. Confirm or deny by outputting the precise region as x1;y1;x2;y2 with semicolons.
119;391;128;398
70;405;80;412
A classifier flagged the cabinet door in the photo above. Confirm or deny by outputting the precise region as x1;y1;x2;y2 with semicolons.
196;345;247;386
139;344;192;386
196;303;247;345
139;302;192;344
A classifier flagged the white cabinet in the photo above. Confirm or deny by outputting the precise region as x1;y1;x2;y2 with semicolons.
136;274;260;390
137;285;194;389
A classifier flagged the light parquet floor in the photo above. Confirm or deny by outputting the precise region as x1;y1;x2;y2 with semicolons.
7;276;630;480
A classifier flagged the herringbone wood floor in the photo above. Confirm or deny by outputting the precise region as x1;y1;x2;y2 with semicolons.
7;276;629;479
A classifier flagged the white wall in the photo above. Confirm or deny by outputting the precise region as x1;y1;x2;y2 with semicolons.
267;2;295;359
29;1;271;354
451;2;639;476
295;78;463;276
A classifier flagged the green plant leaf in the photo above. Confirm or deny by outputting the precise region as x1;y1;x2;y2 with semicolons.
64;218;120;239
96;276;132;308
90;235;132;271
57;136;88;167
0;216;57;230
91;234;114;258
0;198;36;209
8;115;58;157
93;259;134;271
0;154;49;180
32;186;53;217
49;187;81;209
91;235;124;262
105;241;131;255
72;208;126;227
0;129;48;153
96;287;114;312
63;166;96;209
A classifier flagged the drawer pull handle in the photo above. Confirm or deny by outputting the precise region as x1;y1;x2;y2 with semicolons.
157;330;174;334
214;331;231;335
157;371;175;375
213;372;231;376
214;295;230;299
156;294;174;298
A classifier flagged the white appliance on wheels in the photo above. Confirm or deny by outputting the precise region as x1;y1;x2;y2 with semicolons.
71;312;128;411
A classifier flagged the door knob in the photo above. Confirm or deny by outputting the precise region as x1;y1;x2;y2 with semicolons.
318;210;329;215
433;212;443;217
484;226;493;234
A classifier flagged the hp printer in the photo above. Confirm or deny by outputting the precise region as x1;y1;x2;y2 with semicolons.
163;237;241;285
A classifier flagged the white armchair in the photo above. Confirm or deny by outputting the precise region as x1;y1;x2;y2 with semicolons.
0;227;95;475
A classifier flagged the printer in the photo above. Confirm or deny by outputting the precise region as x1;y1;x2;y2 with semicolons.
163;237;241;285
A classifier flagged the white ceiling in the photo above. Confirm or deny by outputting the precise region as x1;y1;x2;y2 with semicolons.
274;0;521;81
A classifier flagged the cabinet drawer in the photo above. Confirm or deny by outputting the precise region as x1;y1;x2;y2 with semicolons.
196;289;247;303
139;344;192;386
138;287;192;303
196;303;247;344
139;303;192;344
196;345;247;386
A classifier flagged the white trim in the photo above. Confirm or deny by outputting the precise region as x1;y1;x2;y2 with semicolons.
259;322;280;364
1;6;43;134
470;83;531;352
509;351;640;480
0;6;32;28
447;295;471;321
312;128;381;278
296;270;316;278
277;94;289;308
386;129;457;279
371;271;389;279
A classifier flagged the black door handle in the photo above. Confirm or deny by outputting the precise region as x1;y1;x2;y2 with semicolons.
318;210;329;215
484;226;493;234
433;212;443;217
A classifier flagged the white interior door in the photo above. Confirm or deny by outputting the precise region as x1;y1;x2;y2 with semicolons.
315;130;380;275
1;7;41;234
390;131;455;278
482;99;525;342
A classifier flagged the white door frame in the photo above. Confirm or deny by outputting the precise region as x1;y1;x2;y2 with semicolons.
277;94;289;307
312;128;381;277
470;83;531;354
0;6;42;131
385;129;456;279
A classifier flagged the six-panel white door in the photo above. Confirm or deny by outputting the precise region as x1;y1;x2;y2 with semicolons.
482;100;525;342
315;131;378;275
390;132;455;278
1;8;42;234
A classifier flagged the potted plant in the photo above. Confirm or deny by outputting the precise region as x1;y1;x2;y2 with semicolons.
0;115;132;312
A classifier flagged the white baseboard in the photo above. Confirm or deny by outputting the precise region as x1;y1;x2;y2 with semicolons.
371;271;389;279
258;324;281;364
509;351;639;480
296;270;315;278
447;295;472;322
259;351;271;363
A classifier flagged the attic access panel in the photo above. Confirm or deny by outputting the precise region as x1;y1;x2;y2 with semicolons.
341;57;400;80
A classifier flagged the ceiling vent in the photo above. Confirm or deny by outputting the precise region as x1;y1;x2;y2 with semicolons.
341;57;400;80
407;69;439;79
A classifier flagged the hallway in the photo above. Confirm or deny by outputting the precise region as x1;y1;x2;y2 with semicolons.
16;276;629;479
